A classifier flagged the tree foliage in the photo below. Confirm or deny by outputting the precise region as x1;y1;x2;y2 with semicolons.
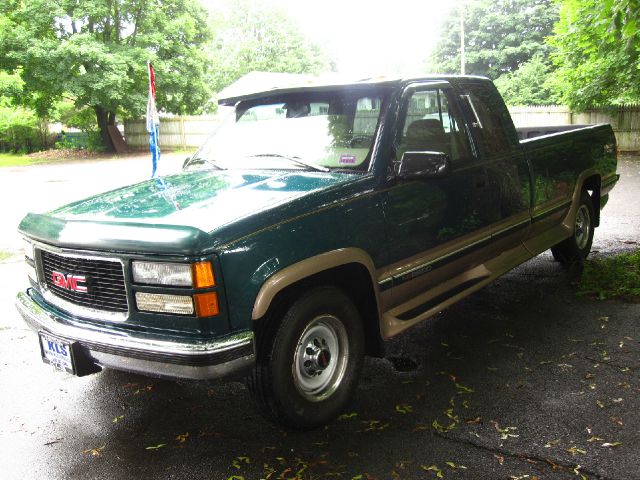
0;0;213;151
494;55;561;105
548;0;640;109
0;69;46;152
432;0;559;79
207;0;331;96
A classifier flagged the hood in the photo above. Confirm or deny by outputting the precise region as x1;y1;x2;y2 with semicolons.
19;169;354;255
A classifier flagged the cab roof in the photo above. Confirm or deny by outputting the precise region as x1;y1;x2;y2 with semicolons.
217;74;491;106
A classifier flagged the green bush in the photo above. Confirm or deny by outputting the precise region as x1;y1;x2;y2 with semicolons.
55;103;105;151
0;105;46;152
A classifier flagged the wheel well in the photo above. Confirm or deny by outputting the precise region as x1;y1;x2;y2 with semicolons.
582;175;601;226
255;263;384;357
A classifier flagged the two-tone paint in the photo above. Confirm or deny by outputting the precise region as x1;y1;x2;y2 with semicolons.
16;75;618;380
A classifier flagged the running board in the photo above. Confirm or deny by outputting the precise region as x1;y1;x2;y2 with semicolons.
380;244;533;339
381;264;491;338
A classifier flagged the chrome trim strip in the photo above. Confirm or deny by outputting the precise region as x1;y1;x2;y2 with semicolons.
16;290;253;359
378;217;532;289
531;200;572;222
378;233;493;287
491;218;531;239
35;243;129;322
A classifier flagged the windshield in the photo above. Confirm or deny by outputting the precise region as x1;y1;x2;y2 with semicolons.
185;89;387;172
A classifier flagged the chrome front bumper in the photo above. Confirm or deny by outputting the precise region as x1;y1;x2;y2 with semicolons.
15;289;255;380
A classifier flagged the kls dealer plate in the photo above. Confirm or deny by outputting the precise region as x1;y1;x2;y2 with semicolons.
39;333;75;375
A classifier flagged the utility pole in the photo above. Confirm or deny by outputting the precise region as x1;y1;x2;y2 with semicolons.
460;1;466;75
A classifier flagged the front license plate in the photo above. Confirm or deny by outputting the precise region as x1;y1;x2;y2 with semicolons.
39;333;75;375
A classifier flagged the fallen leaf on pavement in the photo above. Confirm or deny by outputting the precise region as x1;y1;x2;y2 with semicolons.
82;445;105;456
338;412;358;420
421;465;443;478
601;442;623;448
395;404;412;414
565;447;586;455
145;444;166;450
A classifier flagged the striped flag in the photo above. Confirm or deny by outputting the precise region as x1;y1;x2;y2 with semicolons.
146;62;160;177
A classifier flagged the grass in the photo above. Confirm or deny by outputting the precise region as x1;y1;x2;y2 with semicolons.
578;249;640;301
0;250;13;262
0;153;45;167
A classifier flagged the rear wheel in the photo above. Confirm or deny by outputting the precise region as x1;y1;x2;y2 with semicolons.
247;286;364;429
550;190;595;265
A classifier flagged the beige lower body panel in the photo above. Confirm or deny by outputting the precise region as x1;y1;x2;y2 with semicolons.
379;241;532;339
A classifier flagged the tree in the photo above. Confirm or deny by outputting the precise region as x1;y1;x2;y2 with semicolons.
0;0;212;151
548;0;640;109
207;0;332;96
494;55;561;105
432;0;559;79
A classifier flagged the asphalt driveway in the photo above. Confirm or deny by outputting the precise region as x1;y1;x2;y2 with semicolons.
0;156;638;480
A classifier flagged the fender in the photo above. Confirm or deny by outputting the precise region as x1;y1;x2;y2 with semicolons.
251;247;380;320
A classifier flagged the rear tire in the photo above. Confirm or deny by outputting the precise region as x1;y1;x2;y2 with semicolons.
550;190;595;266
247;286;364;430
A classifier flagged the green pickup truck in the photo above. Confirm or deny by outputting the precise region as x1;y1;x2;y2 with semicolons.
16;75;618;428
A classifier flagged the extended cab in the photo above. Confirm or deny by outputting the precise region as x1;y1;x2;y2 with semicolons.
16;76;619;428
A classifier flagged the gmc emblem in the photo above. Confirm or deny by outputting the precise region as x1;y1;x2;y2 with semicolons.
51;271;88;293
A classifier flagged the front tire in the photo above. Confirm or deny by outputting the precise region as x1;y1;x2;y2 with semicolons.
248;286;365;429
551;190;595;265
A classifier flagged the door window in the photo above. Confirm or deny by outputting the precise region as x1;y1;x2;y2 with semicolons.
398;89;472;163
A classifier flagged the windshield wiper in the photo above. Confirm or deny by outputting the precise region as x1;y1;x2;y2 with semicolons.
185;156;226;170
248;153;329;172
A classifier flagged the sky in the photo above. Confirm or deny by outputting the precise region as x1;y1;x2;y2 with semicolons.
209;0;458;76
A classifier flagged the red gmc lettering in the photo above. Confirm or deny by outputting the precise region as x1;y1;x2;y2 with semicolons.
51;271;88;293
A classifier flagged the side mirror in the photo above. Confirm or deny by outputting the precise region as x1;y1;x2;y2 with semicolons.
182;156;192;169
397;151;451;180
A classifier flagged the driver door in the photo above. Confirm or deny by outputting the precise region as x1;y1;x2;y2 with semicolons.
382;83;497;307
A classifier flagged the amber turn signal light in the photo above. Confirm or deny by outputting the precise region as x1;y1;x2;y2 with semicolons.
192;261;215;288
194;292;219;317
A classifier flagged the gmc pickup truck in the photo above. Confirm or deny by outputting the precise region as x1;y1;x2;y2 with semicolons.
16;75;618;429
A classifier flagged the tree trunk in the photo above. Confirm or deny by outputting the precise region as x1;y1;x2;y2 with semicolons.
95;106;116;152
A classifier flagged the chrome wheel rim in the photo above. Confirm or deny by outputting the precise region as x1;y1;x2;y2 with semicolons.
292;315;349;402
575;204;591;250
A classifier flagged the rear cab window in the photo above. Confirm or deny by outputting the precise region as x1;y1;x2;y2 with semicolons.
458;82;519;157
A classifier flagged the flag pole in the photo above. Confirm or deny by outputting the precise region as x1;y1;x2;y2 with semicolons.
146;61;160;177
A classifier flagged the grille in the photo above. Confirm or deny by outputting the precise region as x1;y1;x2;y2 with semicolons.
40;250;128;313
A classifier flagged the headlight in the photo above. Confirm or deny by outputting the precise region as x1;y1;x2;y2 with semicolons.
132;262;193;287
132;261;215;288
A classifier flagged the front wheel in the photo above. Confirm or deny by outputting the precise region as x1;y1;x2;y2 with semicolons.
551;190;595;265
247;286;364;429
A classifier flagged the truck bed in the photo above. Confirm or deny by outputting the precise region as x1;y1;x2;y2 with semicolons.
516;124;592;140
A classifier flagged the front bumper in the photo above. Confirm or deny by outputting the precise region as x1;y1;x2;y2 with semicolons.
15;289;255;380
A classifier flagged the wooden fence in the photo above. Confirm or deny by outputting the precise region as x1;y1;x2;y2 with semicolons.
124;105;640;152
124;115;221;150
509;105;640;152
